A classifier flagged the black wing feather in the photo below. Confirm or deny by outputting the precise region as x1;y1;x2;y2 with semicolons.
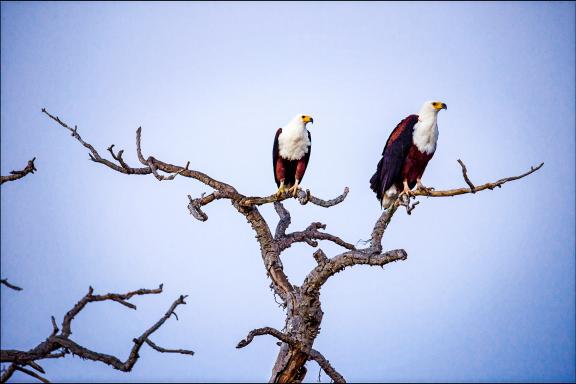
273;128;282;187
370;115;418;201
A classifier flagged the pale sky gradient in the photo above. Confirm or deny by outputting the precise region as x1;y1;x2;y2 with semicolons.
1;2;574;382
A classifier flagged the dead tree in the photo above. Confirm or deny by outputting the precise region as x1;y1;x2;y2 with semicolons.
41;108;543;383
0;285;194;383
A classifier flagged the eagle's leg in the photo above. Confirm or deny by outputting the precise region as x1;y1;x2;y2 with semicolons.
399;179;414;198
275;180;287;198
287;179;300;197
416;178;435;194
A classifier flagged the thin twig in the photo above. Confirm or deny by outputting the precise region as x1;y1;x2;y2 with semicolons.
0;279;23;291
12;365;49;383
144;339;195;356
457;159;476;192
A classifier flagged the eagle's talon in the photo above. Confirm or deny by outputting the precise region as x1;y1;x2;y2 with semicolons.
275;184;287;199
287;185;300;197
416;181;434;195
417;186;434;194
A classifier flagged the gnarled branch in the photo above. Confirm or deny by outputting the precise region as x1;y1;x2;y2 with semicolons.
236;327;296;349
0;285;193;383
277;222;356;252
302;249;408;295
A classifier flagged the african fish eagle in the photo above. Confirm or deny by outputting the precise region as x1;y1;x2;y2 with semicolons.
370;101;447;208
273;114;313;197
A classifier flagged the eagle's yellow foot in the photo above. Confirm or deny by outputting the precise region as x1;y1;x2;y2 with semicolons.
416;182;434;194
416;180;434;195
287;184;300;197
275;184;287;198
399;181;413;198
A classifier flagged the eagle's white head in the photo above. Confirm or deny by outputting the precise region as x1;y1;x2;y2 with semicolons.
285;114;314;131
419;100;447;117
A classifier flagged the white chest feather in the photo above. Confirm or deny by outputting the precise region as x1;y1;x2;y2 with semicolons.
413;118;439;154
278;127;310;160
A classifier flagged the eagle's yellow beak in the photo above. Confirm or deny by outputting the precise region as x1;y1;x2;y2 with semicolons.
433;102;447;111
302;115;314;124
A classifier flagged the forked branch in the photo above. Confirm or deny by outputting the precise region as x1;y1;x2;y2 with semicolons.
0;285;193;383
412;160;543;198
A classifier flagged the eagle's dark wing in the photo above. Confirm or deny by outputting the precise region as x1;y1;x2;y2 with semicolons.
273;128;283;187
369;114;419;201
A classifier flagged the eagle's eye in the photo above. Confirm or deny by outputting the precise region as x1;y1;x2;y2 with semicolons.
301;115;305;119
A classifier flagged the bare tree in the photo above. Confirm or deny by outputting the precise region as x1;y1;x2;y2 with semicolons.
41;108;543;382
0;285;194;383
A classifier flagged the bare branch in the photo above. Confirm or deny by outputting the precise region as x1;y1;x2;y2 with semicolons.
236;328;345;383
312;249;328;265
144;339;195;356
366;205;398;254
274;202;292;239
107;144;131;171
11;365;49;383
0;364;17;383
1;158;37;185
238;187;349;208
303;249;407;295
308;349;346;383
412;161;544;198
187;191;226;222
1;285;192;381
457;159;476;192
398;196;420;215
306;187;349;207
236;327;296;349
278;222;356;252
0;279;23;291
25;361;45;374
61;284;163;338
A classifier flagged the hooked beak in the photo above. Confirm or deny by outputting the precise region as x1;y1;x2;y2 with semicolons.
303;115;314;124
433;102;447;111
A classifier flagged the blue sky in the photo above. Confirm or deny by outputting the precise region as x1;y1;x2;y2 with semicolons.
1;2;574;382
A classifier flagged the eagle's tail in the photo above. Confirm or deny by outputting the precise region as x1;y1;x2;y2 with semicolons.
381;185;398;209
369;157;384;201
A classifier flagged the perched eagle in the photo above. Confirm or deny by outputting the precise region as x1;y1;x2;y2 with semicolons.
370;101;447;208
273;114;313;196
